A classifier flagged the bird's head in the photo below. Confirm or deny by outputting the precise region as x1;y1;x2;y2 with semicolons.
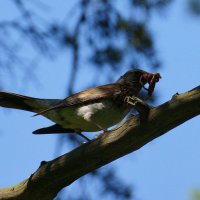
117;69;147;84
117;69;161;98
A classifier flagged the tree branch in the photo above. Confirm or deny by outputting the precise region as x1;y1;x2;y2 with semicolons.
1;85;200;200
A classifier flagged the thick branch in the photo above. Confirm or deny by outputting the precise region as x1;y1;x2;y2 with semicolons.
1;86;200;200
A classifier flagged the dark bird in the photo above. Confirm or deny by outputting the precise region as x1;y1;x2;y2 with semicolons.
0;69;161;141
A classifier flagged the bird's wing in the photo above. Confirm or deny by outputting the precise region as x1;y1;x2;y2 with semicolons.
34;84;122;116
64;84;121;105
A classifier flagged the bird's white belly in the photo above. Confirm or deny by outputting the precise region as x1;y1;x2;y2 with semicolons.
45;100;130;132
76;101;129;131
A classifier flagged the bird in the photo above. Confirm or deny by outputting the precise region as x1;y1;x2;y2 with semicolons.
0;69;161;141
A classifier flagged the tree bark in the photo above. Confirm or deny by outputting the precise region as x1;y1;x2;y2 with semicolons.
0;86;200;200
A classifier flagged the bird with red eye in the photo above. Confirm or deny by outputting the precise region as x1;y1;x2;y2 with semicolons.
139;73;162;100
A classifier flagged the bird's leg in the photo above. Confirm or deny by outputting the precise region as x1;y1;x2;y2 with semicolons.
77;132;91;142
124;96;152;122
90;120;110;138
83;117;108;133
74;129;91;142
92;121;108;133
83;119;109;139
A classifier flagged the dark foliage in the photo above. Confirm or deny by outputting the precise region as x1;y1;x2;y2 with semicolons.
188;0;200;15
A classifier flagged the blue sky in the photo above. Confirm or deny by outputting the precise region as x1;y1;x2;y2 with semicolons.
1;1;200;200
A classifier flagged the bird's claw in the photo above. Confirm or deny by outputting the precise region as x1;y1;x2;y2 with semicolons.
124;96;144;106
124;96;151;122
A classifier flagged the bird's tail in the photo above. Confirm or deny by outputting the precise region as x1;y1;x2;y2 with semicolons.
0;91;61;114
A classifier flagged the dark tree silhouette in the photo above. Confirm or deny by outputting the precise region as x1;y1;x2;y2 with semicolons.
0;0;171;199
188;0;200;15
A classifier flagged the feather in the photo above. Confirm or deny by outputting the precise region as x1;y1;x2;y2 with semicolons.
33;84;122;116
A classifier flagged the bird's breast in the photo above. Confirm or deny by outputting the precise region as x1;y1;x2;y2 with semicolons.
44;100;131;132
77;102;106;120
75;100;130;131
